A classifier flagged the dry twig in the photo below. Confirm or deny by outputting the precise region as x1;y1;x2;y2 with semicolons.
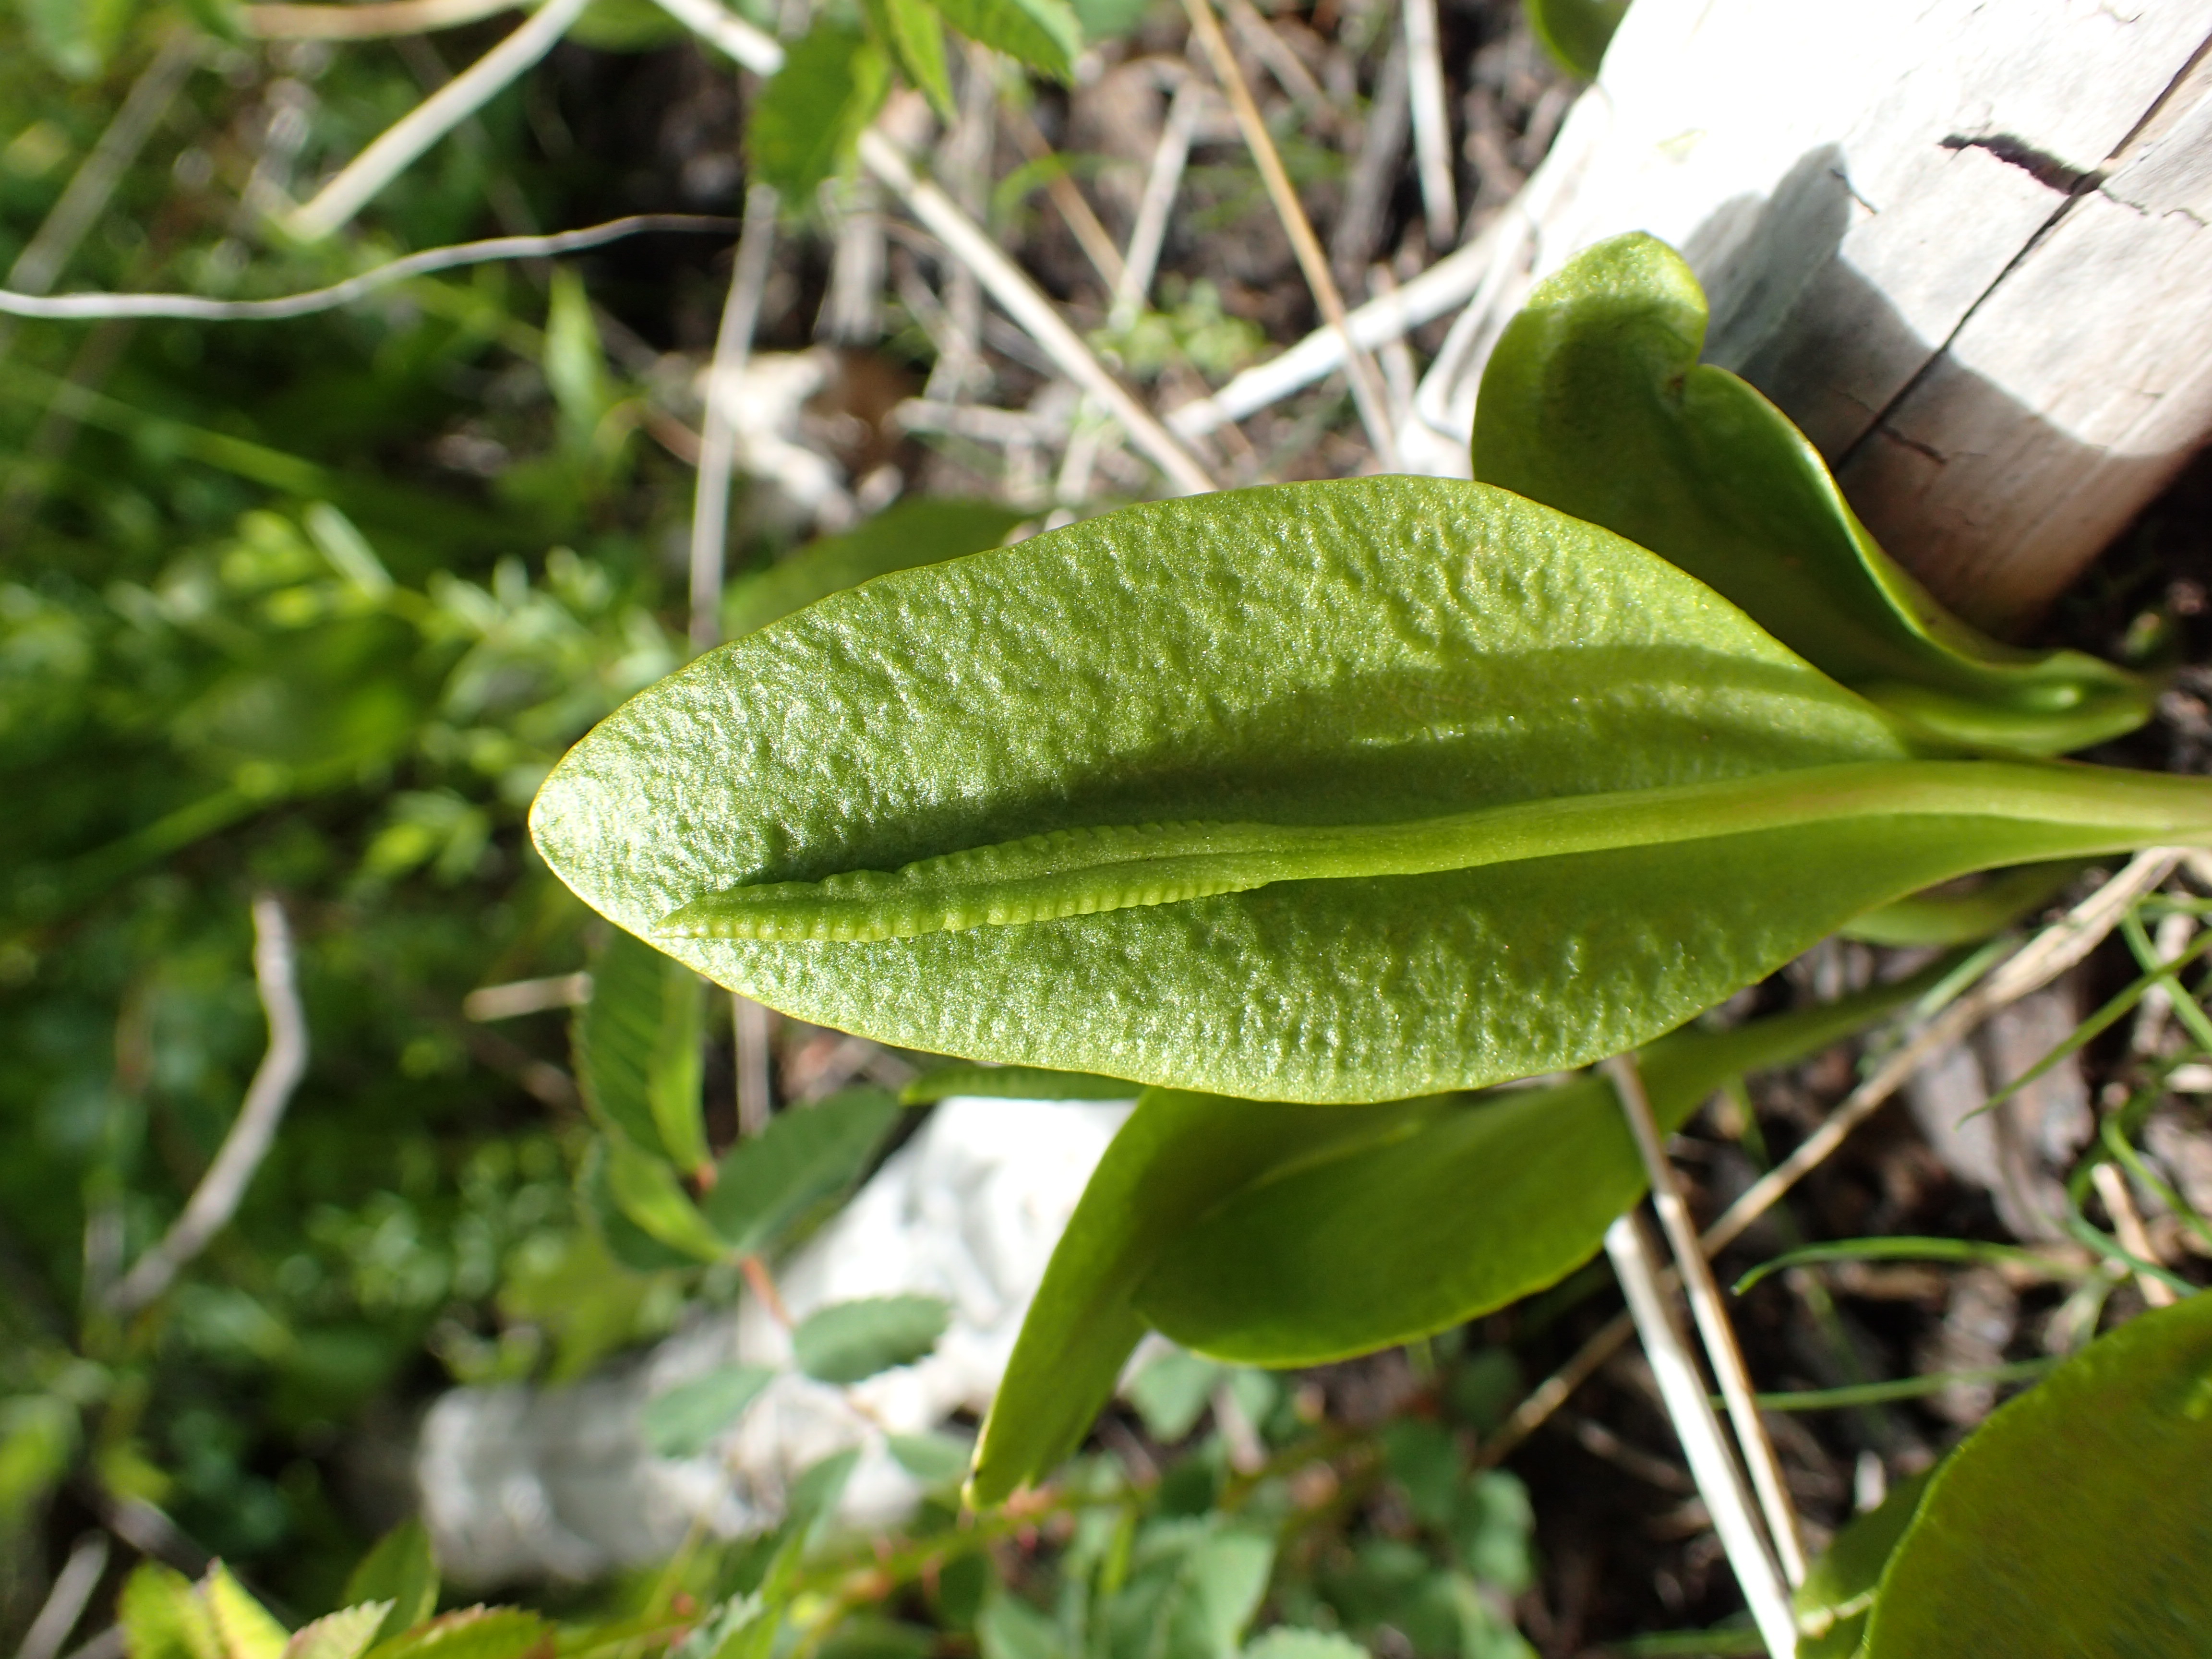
1178;0;1399;467
107;896;309;1317
859;126;1215;494
1604;1212;1798;1659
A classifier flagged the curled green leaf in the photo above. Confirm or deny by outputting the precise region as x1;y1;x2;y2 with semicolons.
1473;233;2154;757
533;477;2212;1104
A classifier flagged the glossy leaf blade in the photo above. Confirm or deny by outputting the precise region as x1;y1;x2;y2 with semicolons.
1863;1291;2212;1656
1133;969;1936;1365
1472;233;2152;756
901;1063;1139;1105
539;478;1955;1104
700;1084;900;1256
721;498;1027;641
971;1087;1448;1502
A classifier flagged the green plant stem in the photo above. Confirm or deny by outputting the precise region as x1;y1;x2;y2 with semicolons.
1742;1360;2053;1413
661;760;2212;942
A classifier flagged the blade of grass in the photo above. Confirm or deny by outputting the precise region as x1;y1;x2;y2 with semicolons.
1731;1237;2076;1296
1744;1360;2053;1413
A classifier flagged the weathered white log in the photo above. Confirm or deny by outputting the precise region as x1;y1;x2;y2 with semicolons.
1419;0;2212;631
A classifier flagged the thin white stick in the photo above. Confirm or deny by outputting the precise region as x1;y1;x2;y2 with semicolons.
0;215;737;322
0;34;196;354
691;183;778;652
288;0;593;241
106;897;308;1317
1607;1055;1807;1587
858;128;1215;495
2092;1162;2177;1308
462;971;593;1021
734;994;773;1137
1166;215;1505;438
1112;78;1204;331
242;0;518;37
646;0;784;73
1401;0;1457;247
1604;1213;1798;1659
17;1535;108;1659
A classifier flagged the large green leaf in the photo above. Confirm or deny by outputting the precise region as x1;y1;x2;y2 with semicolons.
1472;234;2153;757
341;1521;439;1645
1862;1292;2212;1657
574;929;710;1176
1134;968;1941;1364
723;500;1030;640
699;1084;900;1256
973;1088;1445;1501
930;0;1083;81
532;477;2212;1105
746;24;891;198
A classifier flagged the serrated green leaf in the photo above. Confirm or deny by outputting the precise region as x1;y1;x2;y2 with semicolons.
640;1365;777;1458
976;1596;1065;1659
1522;0;1626;77
872;0;955;121
1127;1351;1226;1443
700;1084;900;1256
1472;233;2152;756
931;0;1083;79
578;1141;701;1274
603;1136;727;1263
1794;1469;1935;1659
285;1605;392;1659
342;1519;439;1645
361;1609;550;1659
204;1566;289;1659
1133;966;1943;1365
1862;1292;2212;1657
120;1564;222;1659
974;1087;1442;1501
1102;1522;1273;1659
791;1295;951;1383
900;1063;1138;1104
722;499;1029;640
885;1429;974;1488
574;930;710;1174
531;478;2212;1111
746;25;891;198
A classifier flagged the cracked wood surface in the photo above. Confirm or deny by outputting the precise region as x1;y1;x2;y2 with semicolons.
1499;0;2212;631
